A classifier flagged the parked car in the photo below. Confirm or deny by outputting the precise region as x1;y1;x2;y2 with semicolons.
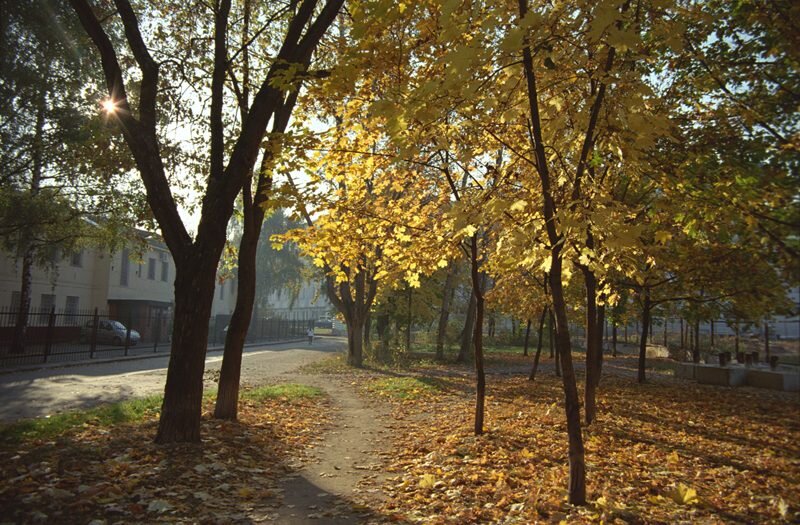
81;320;140;346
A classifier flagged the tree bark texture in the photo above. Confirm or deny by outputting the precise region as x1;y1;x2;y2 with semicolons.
470;236;486;436
548;257;586;504
156;255;219;443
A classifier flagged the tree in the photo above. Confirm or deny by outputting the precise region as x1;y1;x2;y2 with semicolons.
69;0;344;442
1;0;140;354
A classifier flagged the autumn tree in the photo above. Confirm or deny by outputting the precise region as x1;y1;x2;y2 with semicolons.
69;0;344;442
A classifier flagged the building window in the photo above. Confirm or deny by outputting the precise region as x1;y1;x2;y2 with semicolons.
65;296;79;324
161;260;169;282
39;294;55;323
70;250;83;267
120;249;130;286
148;258;156;280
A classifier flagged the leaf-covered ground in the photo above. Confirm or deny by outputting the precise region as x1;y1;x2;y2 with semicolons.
2;353;798;524
329;353;800;524
0;384;332;524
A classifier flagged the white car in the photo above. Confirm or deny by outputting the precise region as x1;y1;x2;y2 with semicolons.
81;320;140;345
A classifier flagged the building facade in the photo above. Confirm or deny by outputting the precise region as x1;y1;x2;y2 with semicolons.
0;232;237;342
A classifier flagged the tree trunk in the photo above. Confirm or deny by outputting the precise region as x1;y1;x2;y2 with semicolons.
764;321;770;360
522;318;532;356
436;263;457;360
518;0;588;501
637;289;651;383
214;183;265;420
551;310;560;376
156;256;219;443
215;72;296;419
734;319;740;354
528;307;547;381
582;268;599;425
11;251;34;355
548;257;586;504
12;75;46;356
692;320;700;363
457;291;477;363
346;312;366;367
470;236;485;436
214;219;259;419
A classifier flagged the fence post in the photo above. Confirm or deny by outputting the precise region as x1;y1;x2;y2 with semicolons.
153;310;161;353
90;308;99;359
43;305;56;363
124;313;132;357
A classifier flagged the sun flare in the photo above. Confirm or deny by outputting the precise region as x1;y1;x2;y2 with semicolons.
102;98;118;114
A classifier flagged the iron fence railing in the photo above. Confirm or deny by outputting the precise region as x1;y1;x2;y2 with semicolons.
0;306;309;368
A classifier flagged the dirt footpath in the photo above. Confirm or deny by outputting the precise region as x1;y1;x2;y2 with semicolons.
273;374;392;524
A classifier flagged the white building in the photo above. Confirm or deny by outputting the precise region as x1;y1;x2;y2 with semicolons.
0;231;237;342
259;279;333;322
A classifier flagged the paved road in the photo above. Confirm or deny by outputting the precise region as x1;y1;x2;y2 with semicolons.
0;337;346;422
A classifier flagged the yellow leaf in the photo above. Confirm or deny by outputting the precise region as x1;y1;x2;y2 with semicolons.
509;199;527;212
778;497;789;518
655;231;672;245
539;255;552;273
419;473;436;489
668;483;699;506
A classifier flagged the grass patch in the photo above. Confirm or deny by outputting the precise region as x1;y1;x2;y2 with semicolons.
241;383;324;402
0;395;162;444
366;376;442;400
298;353;352;374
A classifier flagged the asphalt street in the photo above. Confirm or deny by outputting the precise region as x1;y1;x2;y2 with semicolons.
0;336;346;422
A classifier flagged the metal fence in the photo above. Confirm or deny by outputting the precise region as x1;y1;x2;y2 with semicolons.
0;306;309;368
570;317;800;361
